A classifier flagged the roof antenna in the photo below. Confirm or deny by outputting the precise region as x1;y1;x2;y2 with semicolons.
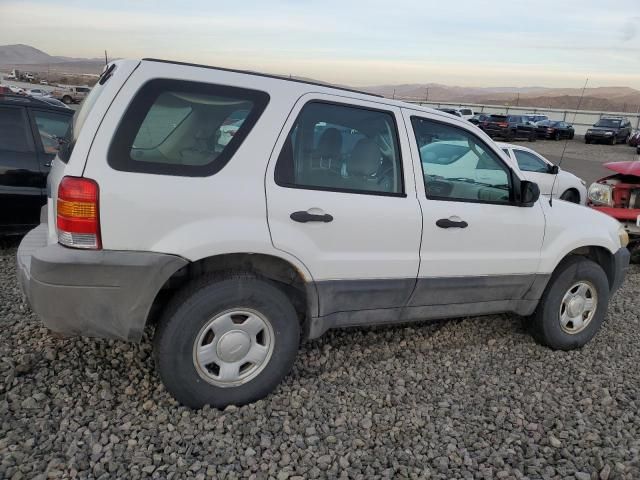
550;78;589;206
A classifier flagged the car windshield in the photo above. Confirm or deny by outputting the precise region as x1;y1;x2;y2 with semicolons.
595;119;621;128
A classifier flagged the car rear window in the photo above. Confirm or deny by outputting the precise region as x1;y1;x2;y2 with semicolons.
108;79;269;177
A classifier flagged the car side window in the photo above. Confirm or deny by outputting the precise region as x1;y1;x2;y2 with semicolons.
0;106;34;153
275;101;404;195
32;110;72;154
513;150;549;173
411;116;511;204
108;79;269;177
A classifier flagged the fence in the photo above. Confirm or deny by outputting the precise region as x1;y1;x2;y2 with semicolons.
402;100;640;136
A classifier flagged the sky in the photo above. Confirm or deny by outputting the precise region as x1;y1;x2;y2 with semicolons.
1;0;639;89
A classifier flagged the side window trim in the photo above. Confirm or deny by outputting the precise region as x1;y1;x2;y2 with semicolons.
409;114;517;206
274;99;407;198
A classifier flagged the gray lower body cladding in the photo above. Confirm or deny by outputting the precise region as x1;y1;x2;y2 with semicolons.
306;273;550;339
17;224;188;342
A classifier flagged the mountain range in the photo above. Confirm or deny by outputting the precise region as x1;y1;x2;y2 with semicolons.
2;44;639;112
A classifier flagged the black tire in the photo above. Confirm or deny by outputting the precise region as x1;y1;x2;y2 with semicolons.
585;137;591;144
528;131;536;142
62;95;72;105
154;274;300;409
560;189;580;203
569;131;574;140
530;256;609;350
554;131;561;141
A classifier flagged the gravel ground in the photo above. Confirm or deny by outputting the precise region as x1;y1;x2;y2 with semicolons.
1;241;640;480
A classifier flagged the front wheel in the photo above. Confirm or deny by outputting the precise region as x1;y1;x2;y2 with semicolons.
554;131;561;141
530;257;609;350
62;95;72;104
154;274;300;408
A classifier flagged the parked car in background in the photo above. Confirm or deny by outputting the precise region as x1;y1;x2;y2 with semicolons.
28;88;51;98
481;114;537;141
8;85;25;95
523;114;549;125
588;161;640;256
628;130;640;147
536;120;575;140
458;107;475;120
0;92;74;235
469;113;490;125
52;85;91;104
35;96;72;109
499;143;586;203
585;117;632;145
436;107;462;117
17;59;630;409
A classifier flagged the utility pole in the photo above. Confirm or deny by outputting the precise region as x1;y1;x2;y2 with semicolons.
515;92;520;107
425;87;429;103
104;50;108;65
392;88;396;100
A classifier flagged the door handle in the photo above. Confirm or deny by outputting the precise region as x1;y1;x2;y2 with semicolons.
44;161;52;168
436;218;468;228
290;211;333;223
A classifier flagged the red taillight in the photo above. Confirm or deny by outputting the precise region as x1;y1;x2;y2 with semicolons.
56;176;101;249
547;128;554;132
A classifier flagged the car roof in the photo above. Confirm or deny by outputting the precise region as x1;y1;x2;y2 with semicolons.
140;58;461;121
0;93;74;114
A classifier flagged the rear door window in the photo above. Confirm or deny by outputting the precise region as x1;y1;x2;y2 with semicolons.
275;101;404;195
0;106;34;153
108;79;269;177
31;110;72;154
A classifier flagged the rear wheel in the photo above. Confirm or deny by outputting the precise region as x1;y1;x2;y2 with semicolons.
154;274;300;408
530;257;609;350
62;95;72;105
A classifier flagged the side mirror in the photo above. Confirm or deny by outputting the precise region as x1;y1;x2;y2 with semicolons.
548;165;559;174
518;180;540;207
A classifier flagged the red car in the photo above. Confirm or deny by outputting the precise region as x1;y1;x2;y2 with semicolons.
588;161;640;255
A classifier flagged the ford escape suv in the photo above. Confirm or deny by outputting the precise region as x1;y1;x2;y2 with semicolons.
17;60;630;408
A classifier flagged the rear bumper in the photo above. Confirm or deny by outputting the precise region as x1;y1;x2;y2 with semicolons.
17;224;188;341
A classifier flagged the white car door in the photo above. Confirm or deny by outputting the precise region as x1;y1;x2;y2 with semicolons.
403;109;546;315
505;147;556;197
266;94;422;317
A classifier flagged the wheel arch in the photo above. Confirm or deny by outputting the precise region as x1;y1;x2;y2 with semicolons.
554;245;616;290
560;187;581;203
146;252;318;336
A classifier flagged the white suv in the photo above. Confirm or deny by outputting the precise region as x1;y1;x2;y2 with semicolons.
17;59;630;408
